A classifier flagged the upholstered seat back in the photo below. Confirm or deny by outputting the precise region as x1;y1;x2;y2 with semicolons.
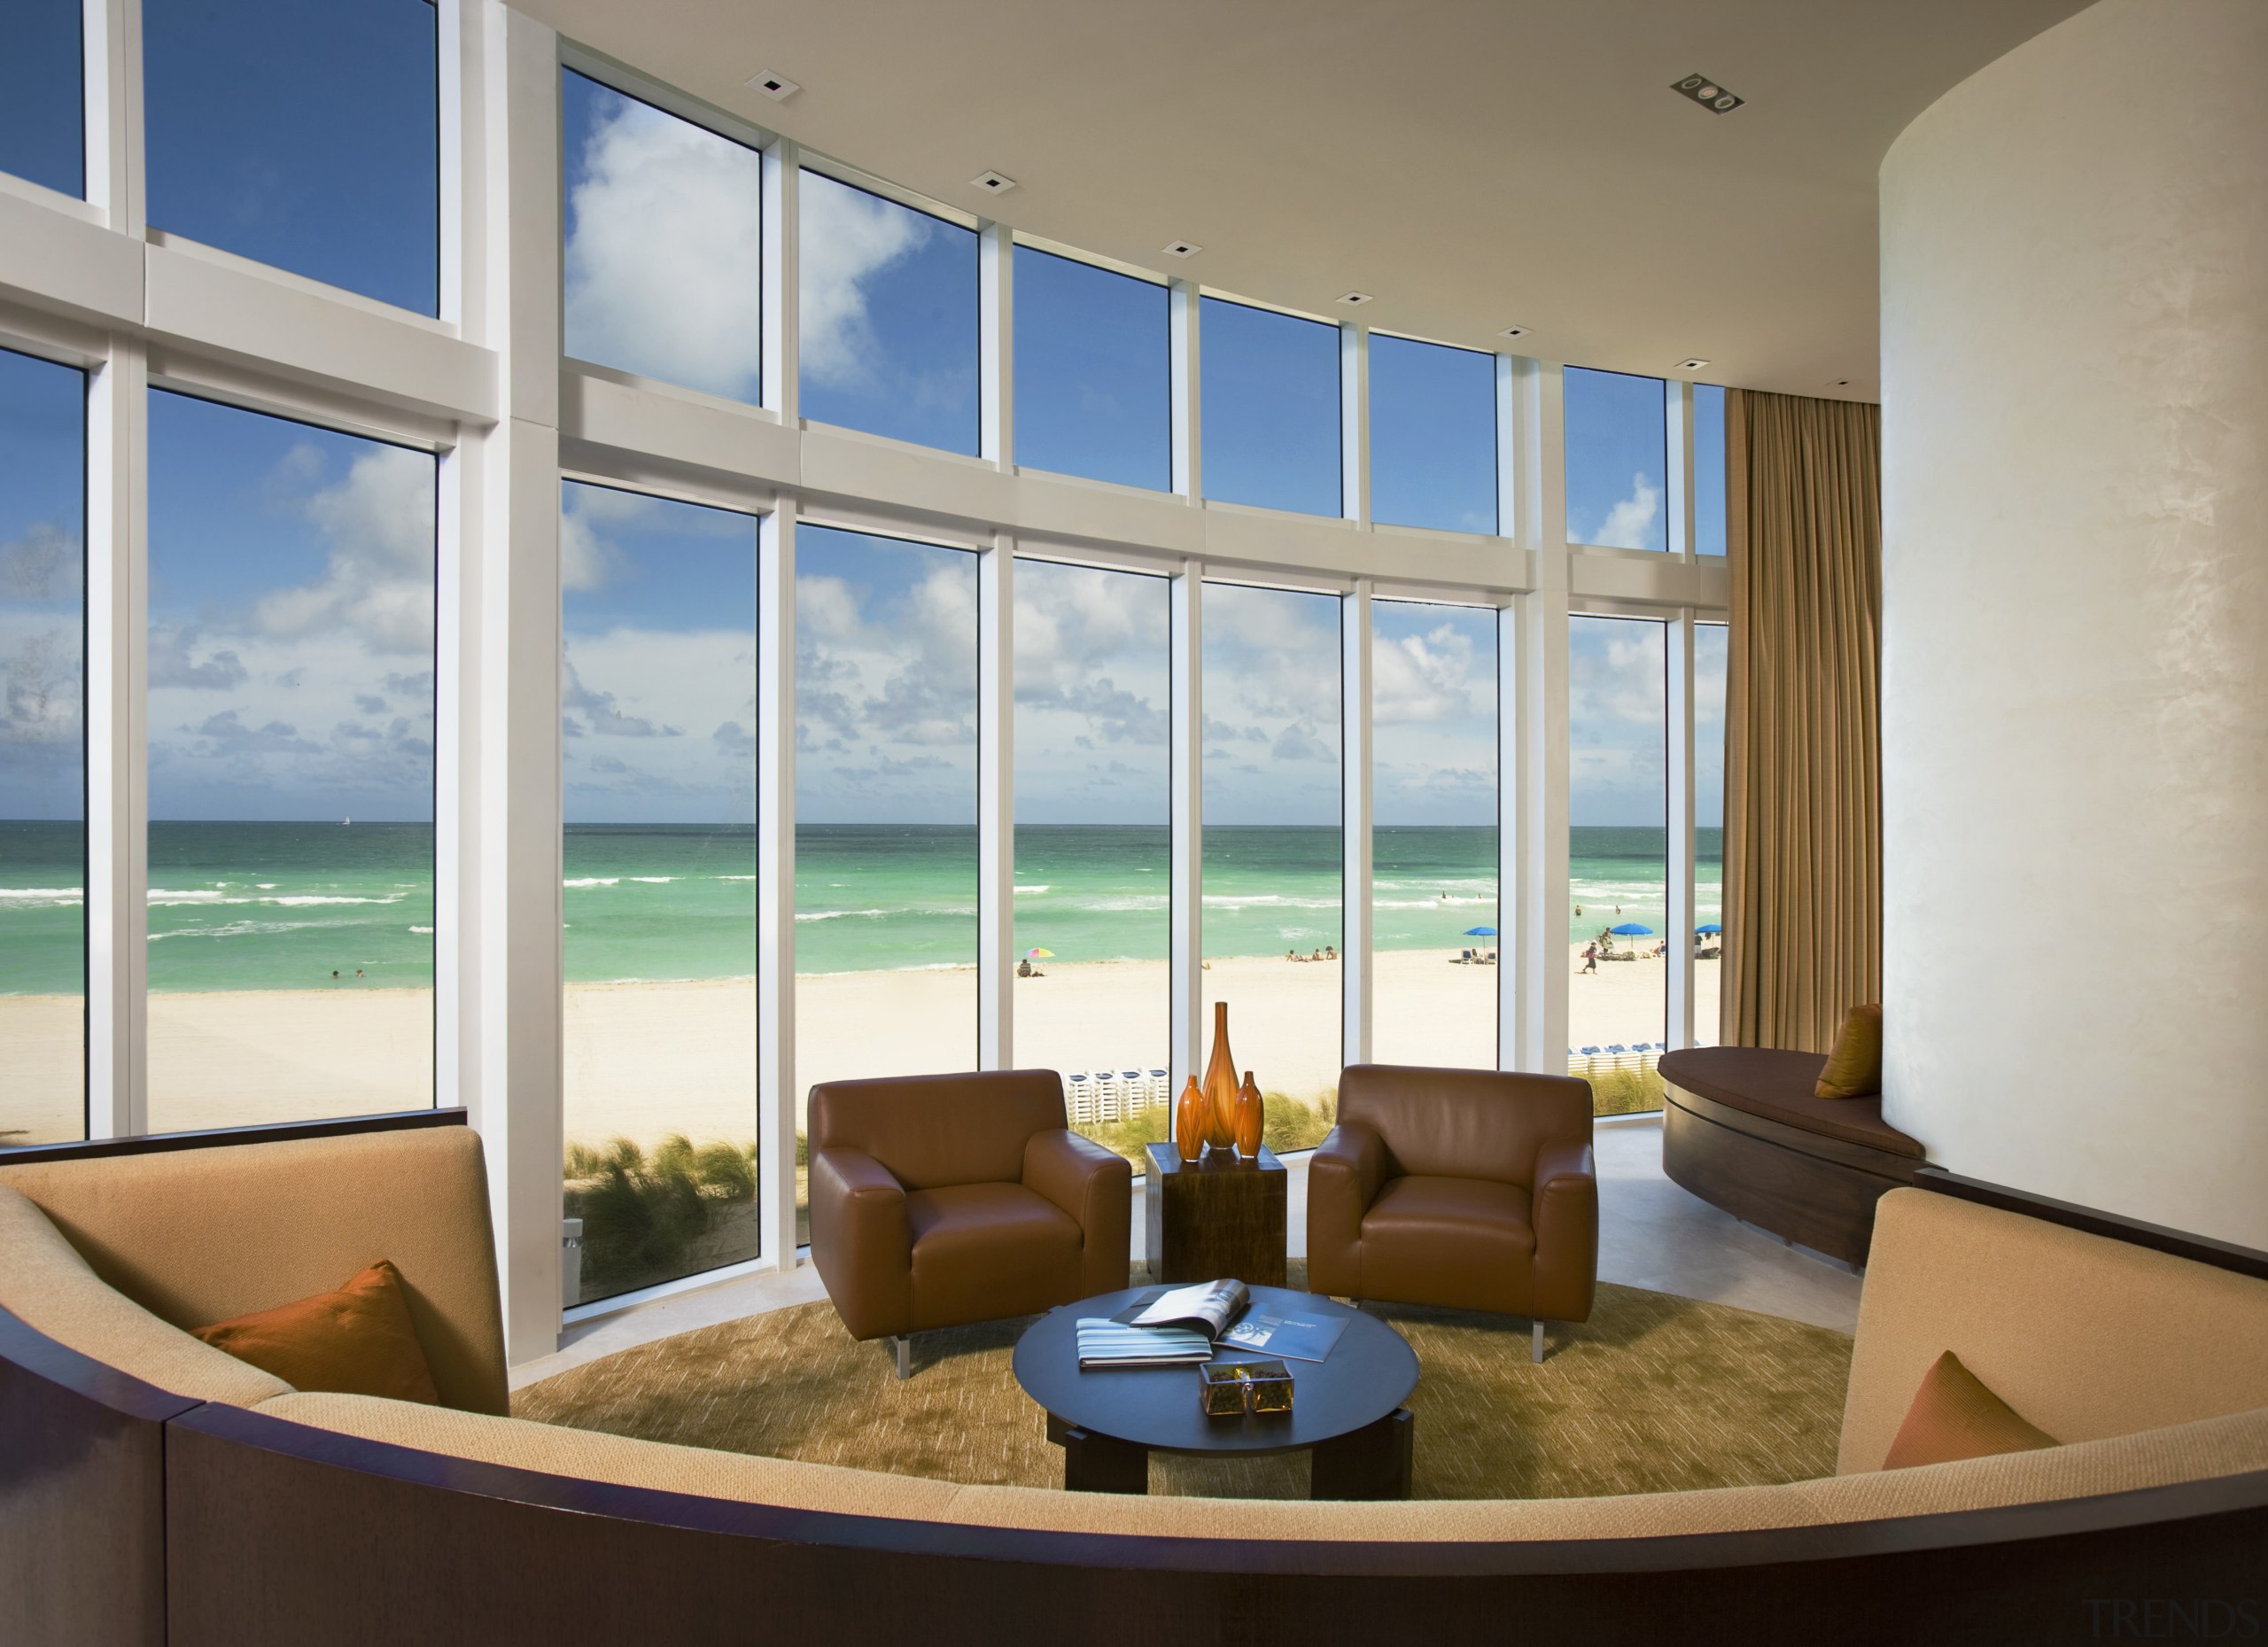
1337;1064;1592;1185
810;1069;1067;1192
1839;1189;2268;1475
0;1124;509;1416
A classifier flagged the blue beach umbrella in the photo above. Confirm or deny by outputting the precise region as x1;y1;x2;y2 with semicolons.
1609;922;1654;936
1695;922;1722;936
1463;926;1497;937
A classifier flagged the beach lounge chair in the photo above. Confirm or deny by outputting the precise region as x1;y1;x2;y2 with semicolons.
1066;1072;1093;1127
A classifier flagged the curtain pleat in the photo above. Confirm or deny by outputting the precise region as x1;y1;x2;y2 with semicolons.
1722;389;1882;1053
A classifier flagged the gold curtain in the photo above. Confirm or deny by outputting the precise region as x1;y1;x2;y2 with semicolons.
1722;390;1882;1052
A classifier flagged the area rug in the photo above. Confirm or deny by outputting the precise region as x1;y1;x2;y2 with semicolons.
516;1266;1852;1500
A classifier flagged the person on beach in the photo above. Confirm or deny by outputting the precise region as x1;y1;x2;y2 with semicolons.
1581;943;1598;975
1310;948;1324;962
1017;958;1033;977
1324;945;1337;961
1286;949;1298;962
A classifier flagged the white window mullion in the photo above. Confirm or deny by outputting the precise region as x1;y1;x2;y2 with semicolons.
756;500;799;1263
1169;559;1203;1084
1340;322;1369;526
1340;579;1373;1068
1666;609;1697;1050
1507;358;1570;1076
977;534;1014;1067
1666;379;1696;561
1169;280;1200;501
979;221;1012;468
84;0;144;233
83;338;146;1139
761;137;799;421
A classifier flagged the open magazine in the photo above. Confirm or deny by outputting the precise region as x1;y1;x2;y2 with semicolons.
1115;1279;1252;1337
1073;1280;1254;1370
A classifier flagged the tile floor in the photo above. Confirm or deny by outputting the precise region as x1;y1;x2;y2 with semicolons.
509;1113;1862;1391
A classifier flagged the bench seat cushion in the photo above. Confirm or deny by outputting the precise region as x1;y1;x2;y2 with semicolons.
1658;1047;1925;1158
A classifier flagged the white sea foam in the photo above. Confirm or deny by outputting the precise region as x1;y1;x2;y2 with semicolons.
630;876;675;883
0;887;83;903
409;926;435;935
796;908;888;921
563;877;619;889
1014;884;1050;894
265;895;400;907
147;889;231;903
718;875;757;882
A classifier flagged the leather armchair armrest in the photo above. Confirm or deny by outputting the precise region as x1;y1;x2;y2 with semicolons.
808;1146;913;1340
1022;1129;1132;1296
1305;1123;1388;1297
1531;1139;1598;1323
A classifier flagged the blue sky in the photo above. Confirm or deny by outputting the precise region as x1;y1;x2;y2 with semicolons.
1014;249;1170;492
1200;299;1341;516
1565;368;1667;551
561;482;757;825
1372;600;1495;826
1201;581;1341;825
1371;337;1496;534
0;346;86;820
1;0;80;198
1568;615;1666;827
1014;557;1169;824
145;391;436;821
143;0;439;315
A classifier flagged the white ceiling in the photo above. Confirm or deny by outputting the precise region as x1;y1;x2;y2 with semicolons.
517;0;2086;401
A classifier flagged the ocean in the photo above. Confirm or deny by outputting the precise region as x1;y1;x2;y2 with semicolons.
0;820;1721;993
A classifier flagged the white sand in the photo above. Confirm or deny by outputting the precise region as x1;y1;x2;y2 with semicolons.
0;945;1719;1154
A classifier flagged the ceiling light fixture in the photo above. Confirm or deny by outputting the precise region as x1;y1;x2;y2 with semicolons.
1828;378;1852;388
1161;241;1201;259
1675;358;1710;371
971;170;1017;195
1671;73;1743;114
1501;325;1531;339
746;71;800;102
1335;291;1373;307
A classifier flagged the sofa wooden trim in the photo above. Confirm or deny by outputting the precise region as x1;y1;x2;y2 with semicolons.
0;1105;465;1167
1915;1167;2268;1283
1662;1079;1925;1266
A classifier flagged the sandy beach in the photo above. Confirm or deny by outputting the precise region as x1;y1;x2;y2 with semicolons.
1;945;1718;1152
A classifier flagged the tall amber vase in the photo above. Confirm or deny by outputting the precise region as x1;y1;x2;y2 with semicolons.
1174;1076;1205;1162
1234;1071;1264;1157
1202;1001;1239;1152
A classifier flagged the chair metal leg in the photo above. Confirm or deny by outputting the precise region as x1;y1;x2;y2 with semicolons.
1532;1320;1546;1363
892;1335;911;1379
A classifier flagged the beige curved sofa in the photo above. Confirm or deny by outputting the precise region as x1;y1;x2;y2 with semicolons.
4;1115;2264;1645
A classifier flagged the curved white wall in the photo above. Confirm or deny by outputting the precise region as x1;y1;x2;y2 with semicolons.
1880;0;2268;1247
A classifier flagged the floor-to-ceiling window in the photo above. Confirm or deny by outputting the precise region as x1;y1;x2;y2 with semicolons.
1567;614;1666;1113
1012;248;1169;491
798;171;978;454
562;69;763;404
143;0;440;315
1694;621;1728;1045
559;483;758;1304
1368;335;1496;535
1695;385;1728;558
1371;600;1499;1068
0;347;87;1147
1200;581;1341;1146
1012;558;1170;1148
1200;299;1340;517
144;391;437;1134
1;0;82;198
1565;367;1668;553
794;525;978;1231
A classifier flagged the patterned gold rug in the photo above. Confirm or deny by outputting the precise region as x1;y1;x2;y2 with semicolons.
517;1266;1853;1500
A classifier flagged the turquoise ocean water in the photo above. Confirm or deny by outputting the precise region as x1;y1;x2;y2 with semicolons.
0;821;1720;993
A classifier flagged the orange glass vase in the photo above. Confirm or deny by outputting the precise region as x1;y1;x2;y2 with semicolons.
1233;1071;1264;1157
1174;1076;1205;1162
1202;1002;1239;1152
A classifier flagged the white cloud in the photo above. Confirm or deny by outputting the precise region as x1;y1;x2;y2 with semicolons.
252;443;437;655
563;96;764;400
1586;473;1662;551
797;172;933;388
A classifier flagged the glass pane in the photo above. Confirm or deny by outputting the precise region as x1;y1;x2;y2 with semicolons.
561;71;762;404
1369;335;1495;534
1;0;82;198
1568;615;1666;1115
144;391;435;1133
144;0;439;315
1200;298;1340;517
561;484;758;1303
1694;623;1728;1045
1200;582;1340;1146
0;347;88;1147
1564;367;1667;551
797;171;978;454
1695;384;1728;557
1372;601;1498;1068
1012;247;1169;491
1012;558;1169;1156
795;526;977;1238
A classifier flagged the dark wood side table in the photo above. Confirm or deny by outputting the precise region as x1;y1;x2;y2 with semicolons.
1145;1143;1287;1286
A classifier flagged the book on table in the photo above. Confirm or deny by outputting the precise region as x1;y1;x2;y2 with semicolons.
1075;1280;1350;1369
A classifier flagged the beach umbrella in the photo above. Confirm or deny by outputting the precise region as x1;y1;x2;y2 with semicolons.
1695;922;1722;936
1025;947;1054;959
1609;922;1654;936
1463;926;1498;937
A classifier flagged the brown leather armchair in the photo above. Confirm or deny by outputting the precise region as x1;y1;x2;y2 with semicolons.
808;1069;1131;1377
1308;1064;1597;1361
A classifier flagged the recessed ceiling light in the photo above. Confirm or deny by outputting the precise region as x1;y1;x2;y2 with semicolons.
1161;241;1201;259
1675;358;1710;371
1671;73;1744;114
1335;291;1373;307
971;170;1016;195
1501;325;1531;338
1828;378;1852;388
746;71;800;102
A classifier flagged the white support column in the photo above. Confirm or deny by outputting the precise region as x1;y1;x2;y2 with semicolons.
1494;353;1519;543
977;534;1014;1068
473;0;564;1363
83;338;145;1139
1169;280;1200;501
979;221;1013;468
83;0;143;232
1340;580;1373;1068
1506;358;1570;1076
1666;610;1697;1050
761;138;800;421
436;0;475;331
1666;380;1696;561
1169;560;1203;1084
1495;594;1520;1073
1340;322;1369;525
757;499;800;1264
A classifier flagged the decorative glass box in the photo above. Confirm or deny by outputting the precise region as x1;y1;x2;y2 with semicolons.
1199;1360;1294;1418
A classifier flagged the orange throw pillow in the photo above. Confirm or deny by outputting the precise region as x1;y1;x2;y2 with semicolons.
192;1259;441;1405
1814;1003;1884;1098
1882;1350;2058;1469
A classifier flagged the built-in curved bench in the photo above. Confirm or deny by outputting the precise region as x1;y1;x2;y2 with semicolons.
1658;1047;1928;1269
